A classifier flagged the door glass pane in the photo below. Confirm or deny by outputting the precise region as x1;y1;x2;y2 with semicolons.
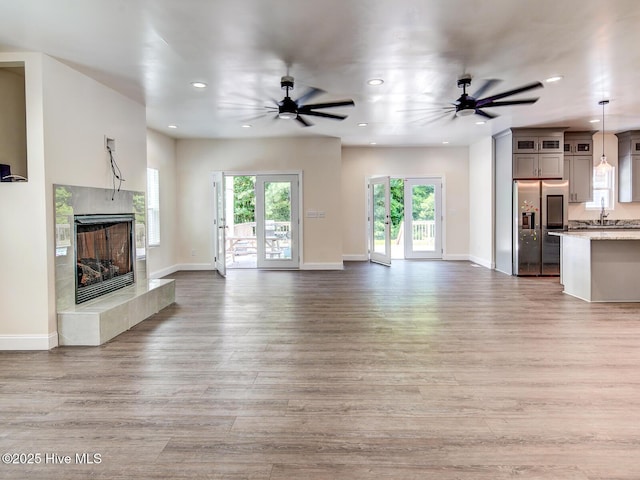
411;184;435;252
264;181;291;260
373;183;386;255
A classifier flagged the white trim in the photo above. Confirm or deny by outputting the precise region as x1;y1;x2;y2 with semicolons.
0;332;58;351
343;254;368;261
149;264;180;279
301;262;344;270
176;263;215;271
468;255;493;269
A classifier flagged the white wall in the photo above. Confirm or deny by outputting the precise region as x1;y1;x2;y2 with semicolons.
146;129;178;278
469;137;494;268
0;53;147;350
176;136;343;269
341;146;470;260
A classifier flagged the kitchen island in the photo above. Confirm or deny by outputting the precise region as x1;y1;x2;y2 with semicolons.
550;230;640;302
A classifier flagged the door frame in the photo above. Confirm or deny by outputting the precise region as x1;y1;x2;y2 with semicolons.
403;177;443;259
255;173;300;269
365;174;446;262
219;170;303;269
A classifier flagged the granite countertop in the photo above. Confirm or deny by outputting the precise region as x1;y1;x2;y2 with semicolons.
550;230;640;240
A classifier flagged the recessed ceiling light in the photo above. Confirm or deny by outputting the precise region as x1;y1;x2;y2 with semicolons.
589;119;600;123
442;141;449;144
241;124;252;128
545;75;563;83
358;122;368;127
367;79;384;86
475;121;486;125
369;142;377;145
191;81;207;88
167;125;178;129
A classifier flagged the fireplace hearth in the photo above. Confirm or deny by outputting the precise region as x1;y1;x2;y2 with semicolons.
75;214;135;303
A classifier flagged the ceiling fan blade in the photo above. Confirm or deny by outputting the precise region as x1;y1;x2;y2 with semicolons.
299;100;355;110
295;115;313;127
475;109;498;119
470;79;501;100
412;109;455;125
478;98;539;108
294;87;325;106
476;81;543;106
301;110;348;120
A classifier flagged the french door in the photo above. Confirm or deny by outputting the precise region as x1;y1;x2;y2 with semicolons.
212;171;226;276
403;178;442;259
368;176;391;266
255;174;300;269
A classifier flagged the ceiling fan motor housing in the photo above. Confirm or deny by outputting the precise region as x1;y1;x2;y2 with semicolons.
281;75;295;90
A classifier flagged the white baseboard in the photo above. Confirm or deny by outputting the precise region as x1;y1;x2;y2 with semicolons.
0;332;58;351
149;264;180;279
343;254;368;262
468;255;493;269
176;263;215;271
442;253;469;261
301;262;344;270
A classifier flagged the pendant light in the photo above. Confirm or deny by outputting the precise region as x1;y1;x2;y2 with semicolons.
595;100;613;174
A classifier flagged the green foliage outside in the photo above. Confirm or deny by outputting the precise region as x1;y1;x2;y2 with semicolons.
264;182;291;221
233;176;255;224
232;176;291;224
374;179;435;242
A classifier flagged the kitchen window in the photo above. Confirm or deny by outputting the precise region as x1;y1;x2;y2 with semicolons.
586;166;615;210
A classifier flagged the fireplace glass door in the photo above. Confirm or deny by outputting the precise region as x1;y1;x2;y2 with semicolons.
75;214;135;303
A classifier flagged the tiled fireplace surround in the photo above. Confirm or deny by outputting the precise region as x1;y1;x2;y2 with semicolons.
55;185;174;346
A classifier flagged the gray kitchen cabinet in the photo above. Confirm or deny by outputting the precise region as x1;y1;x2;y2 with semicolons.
513;152;563;179
511;129;564;179
563;132;594;203
616;131;640;202
513;134;563;154
564;155;593;203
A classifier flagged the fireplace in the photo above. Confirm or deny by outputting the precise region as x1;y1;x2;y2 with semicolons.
75;214;135;303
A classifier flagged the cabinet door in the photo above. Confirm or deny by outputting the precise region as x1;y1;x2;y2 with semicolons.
571;155;593;203
538;136;563;153
513;154;537;178
575;140;592;153
513;137;538;153
633;156;640;202
538;153;564;178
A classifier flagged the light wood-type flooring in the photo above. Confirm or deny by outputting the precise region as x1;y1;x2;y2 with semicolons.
1;261;640;479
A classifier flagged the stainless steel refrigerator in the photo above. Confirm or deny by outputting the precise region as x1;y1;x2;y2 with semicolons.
513;179;569;276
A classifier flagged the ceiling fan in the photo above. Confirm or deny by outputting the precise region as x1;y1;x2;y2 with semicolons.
262;75;355;127
409;75;543;123
452;74;543;119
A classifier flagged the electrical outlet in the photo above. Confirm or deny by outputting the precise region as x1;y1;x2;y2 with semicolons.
105;135;115;152
191;249;196;257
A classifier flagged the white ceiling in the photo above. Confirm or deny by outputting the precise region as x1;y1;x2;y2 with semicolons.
1;0;639;147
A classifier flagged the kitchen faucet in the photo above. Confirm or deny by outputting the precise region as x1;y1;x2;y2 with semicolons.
599;197;609;225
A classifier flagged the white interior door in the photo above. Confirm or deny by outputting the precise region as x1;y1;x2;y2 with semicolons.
213;171;226;276
403;177;442;259
255;174;300;269
369;176;391;266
